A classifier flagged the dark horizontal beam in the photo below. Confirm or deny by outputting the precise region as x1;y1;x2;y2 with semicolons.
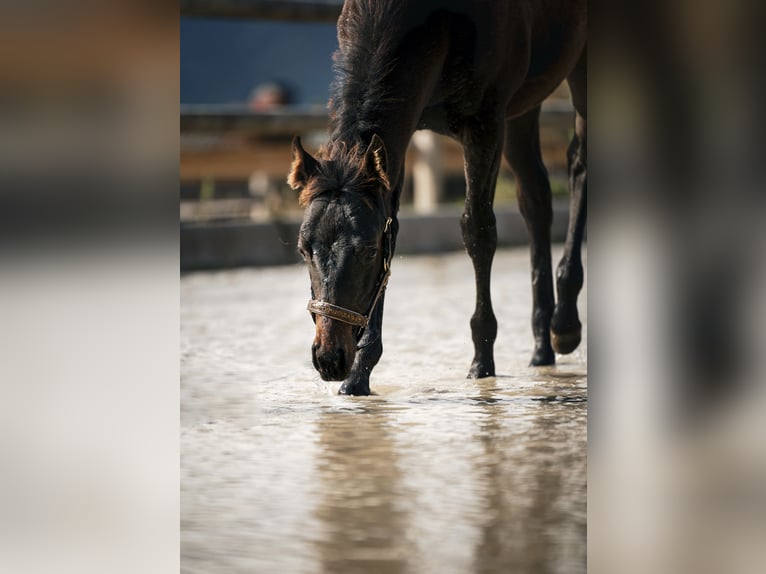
180;103;573;136
180;0;343;22
180;105;330;135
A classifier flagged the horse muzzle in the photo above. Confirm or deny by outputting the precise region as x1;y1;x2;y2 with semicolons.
311;318;357;380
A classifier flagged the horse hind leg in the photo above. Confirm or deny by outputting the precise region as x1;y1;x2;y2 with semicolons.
460;116;503;378
504;106;556;366
551;55;587;355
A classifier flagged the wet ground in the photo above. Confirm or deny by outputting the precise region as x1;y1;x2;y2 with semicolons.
181;246;587;574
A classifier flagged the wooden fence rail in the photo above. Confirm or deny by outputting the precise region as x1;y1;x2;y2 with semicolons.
180;105;329;136
180;1;575;214
180;102;574;136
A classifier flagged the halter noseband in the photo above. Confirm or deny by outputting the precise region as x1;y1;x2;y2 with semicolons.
307;216;393;337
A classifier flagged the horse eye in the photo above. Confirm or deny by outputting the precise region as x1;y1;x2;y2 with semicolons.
365;246;378;259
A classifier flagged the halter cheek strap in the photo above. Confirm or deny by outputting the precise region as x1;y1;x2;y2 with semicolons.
307;217;393;337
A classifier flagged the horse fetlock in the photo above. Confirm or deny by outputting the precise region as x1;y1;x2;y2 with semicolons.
556;260;584;294
339;355;378;395
470;310;497;338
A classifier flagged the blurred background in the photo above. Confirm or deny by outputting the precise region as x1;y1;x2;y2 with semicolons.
0;1;764;573
180;1;575;269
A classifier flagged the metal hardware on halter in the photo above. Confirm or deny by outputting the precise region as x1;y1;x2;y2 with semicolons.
307;216;393;338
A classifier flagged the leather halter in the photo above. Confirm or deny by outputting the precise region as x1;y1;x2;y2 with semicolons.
307;216;393;336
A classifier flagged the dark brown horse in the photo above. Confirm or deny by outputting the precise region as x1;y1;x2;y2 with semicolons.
289;0;586;395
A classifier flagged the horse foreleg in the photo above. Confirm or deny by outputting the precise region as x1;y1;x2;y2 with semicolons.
504;106;555;366
338;196;401;396
551;112;586;354
461;120;502;378
338;297;386;396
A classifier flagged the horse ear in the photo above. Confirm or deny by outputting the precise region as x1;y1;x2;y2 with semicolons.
288;136;319;190
365;134;390;191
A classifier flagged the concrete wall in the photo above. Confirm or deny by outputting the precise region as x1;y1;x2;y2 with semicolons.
181;201;571;270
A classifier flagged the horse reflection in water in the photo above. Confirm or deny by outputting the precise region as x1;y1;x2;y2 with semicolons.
470;377;587;573
290;0;587;394
311;377;586;574
313;404;411;573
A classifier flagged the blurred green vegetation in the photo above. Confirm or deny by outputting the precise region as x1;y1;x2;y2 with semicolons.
484;173;569;204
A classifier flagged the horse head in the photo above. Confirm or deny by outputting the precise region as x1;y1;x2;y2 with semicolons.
288;135;392;381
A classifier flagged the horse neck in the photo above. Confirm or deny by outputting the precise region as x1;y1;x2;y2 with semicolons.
328;3;451;196
328;66;443;191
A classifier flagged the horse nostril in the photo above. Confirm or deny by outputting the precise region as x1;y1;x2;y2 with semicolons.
313;346;348;380
311;343;320;370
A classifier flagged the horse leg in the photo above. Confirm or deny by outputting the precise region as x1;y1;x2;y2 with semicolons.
337;297;387;396
504;106;555;365
338;186;402;396
461;118;502;378
551;52;587;354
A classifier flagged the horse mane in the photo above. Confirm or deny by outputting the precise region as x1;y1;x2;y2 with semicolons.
298;1;405;208
328;0;405;145
297;141;380;208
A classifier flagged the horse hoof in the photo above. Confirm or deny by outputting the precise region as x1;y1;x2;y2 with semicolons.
530;346;555;366
338;383;370;396
551;328;581;355
467;358;495;379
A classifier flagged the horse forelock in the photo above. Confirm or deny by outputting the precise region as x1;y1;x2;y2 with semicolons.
298;142;380;209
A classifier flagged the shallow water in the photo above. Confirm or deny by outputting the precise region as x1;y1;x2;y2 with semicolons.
181;246;587;574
